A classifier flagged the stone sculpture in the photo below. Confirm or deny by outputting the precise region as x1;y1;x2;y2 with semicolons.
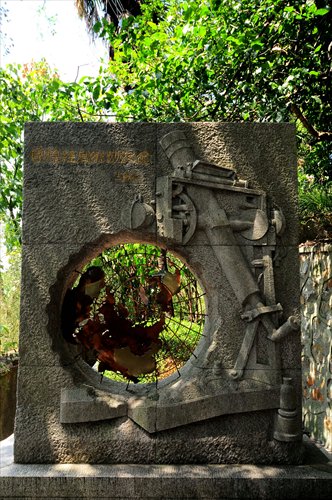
15;123;302;464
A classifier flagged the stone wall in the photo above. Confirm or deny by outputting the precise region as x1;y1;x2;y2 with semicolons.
300;243;332;451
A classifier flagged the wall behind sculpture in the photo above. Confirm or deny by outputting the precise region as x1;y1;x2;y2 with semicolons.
301;243;332;451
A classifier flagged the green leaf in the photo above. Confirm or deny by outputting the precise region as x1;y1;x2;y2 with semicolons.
93;21;102;33
93;84;100;101
314;8;330;16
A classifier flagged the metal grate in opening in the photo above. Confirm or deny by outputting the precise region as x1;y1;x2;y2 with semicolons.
61;244;206;384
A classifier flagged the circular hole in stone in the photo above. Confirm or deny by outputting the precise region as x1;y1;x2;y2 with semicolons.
61;243;206;384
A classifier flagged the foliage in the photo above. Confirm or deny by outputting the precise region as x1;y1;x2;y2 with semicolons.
67;243;205;383
88;243;204;324
0;60;101;250
0;250;21;354
1;1;331;250
89;0;331;181
298;167;332;240
91;3;329;115
104;318;201;383
80;0;332;241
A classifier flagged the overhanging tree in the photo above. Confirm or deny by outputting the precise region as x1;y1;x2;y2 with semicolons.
76;0;332;238
1;1;331;247
86;1;331;147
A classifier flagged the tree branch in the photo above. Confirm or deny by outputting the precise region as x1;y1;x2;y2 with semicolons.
290;103;332;142
76;103;85;122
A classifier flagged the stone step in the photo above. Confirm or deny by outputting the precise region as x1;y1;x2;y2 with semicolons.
1;436;331;500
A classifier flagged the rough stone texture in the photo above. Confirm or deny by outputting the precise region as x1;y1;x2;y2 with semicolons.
1;436;332;500
1;466;332;500
1;464;332;500
301;243;332;451
60;387;127;423
0;436;332;500
16;122;302;464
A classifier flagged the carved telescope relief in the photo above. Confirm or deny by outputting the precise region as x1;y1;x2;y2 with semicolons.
158;130;298;386
159;131;264;308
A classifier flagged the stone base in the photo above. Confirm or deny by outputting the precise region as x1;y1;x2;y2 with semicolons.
1;436;332;500
1;463;332;499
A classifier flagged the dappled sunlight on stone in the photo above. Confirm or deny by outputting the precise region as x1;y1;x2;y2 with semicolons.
15;123;302;466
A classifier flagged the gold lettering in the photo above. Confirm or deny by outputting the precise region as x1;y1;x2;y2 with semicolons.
30;148;151;166
102;150;150;165
105;151;112;163
125;151;135;164
120;152;128;164
30;147;43;163
114;151;123;163
77;151;88;164
46;148;60;165
93;152;101;163
137;151;150;165
62;150;77;164
96;151;106;163
115;170;140;183
90;151;98;163
83;151;96;164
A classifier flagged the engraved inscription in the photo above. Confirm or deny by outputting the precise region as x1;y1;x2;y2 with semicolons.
30;147;151;166
115;171;142;183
